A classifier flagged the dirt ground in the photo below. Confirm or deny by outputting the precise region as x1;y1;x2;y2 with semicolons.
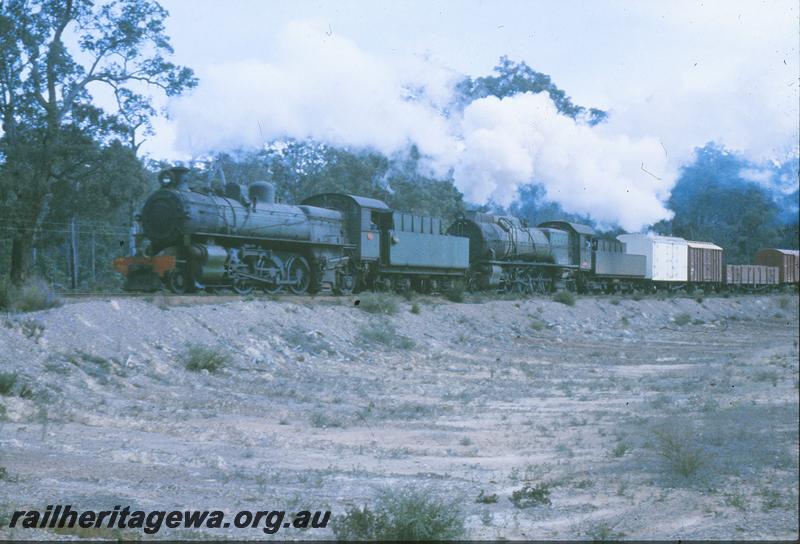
1;292;798;540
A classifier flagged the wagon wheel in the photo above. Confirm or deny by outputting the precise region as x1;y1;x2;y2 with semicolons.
372;276;391;292
286;255;311;295
167;268;190;294
333;270;356;295
394;277;412;294
256;255;284;294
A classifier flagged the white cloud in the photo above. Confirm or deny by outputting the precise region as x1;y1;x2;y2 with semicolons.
456;94;674;229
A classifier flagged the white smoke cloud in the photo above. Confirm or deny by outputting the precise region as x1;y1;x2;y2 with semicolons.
455;94;674;229
169;20;677;231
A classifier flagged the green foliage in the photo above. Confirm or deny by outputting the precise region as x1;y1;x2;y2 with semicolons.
0;372;17;396
654;144;798;264
529;318;546;331
181;344;230;373
457;56;607;124
444;286;464;303
359;320;414;350
587;523;627;541
509;483;551;508
654;427;706;478
410;303;421;315
611;441;629;458
674;313;692;326
309;411;345;429
0;0;195;281
208;143;465;219
2;279;61;312
358;293;399;315
475;490;499;504
552;291;576;306
333;487;466;541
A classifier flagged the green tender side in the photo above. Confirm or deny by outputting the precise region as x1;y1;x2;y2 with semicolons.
388;231;469;269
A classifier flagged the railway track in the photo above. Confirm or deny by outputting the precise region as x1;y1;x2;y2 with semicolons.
57;291;347;305
55;288;795;306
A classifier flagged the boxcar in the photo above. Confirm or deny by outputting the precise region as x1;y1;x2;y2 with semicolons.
617;234;688;282
686;241;723;284
754;249;799;284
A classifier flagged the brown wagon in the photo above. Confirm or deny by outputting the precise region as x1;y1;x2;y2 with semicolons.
754;249;799;284
687;241;723;284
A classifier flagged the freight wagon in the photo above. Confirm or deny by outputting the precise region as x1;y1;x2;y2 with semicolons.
686;241;723;286
754;249;799;285
724;265;779;290
616;234;688;285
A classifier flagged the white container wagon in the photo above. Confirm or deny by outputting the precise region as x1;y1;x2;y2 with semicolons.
616;234;688;283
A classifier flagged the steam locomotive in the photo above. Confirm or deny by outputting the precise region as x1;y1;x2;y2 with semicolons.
114;167;469;294
114;167;798;294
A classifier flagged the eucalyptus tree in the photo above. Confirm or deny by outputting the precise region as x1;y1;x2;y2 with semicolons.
0;0;196;283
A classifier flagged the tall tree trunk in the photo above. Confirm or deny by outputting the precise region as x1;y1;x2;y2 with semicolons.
9;235;31;285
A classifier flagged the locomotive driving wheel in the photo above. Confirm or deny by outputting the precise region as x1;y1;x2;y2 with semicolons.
286;255;311;295
256;255;284;294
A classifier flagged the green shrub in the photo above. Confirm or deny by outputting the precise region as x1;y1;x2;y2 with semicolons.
610;298;621;305
673;313;691;326
631;292;643;301
654;427;706;478
475;490;498;504
444;287;464;303
310;411;345;428
611;441;629;458
181;344;230;373
587;523;626;541
509;483;551;508
3;278;61;313
410;303;421;315
778;296;790;309
529;318;546;331
552;291;575;306
359;321;414;350
334;487;466;541
0;372;17;396
358;293;399;315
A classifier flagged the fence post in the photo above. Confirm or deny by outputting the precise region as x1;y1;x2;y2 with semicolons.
91;229;96;283
70;216;78;289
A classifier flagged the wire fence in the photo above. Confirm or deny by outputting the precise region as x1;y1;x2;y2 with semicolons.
0;216;136;291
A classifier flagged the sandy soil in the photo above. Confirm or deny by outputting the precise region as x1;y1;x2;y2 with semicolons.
1;292;798;540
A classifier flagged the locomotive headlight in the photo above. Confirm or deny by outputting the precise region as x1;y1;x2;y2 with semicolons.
158;171;173;187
